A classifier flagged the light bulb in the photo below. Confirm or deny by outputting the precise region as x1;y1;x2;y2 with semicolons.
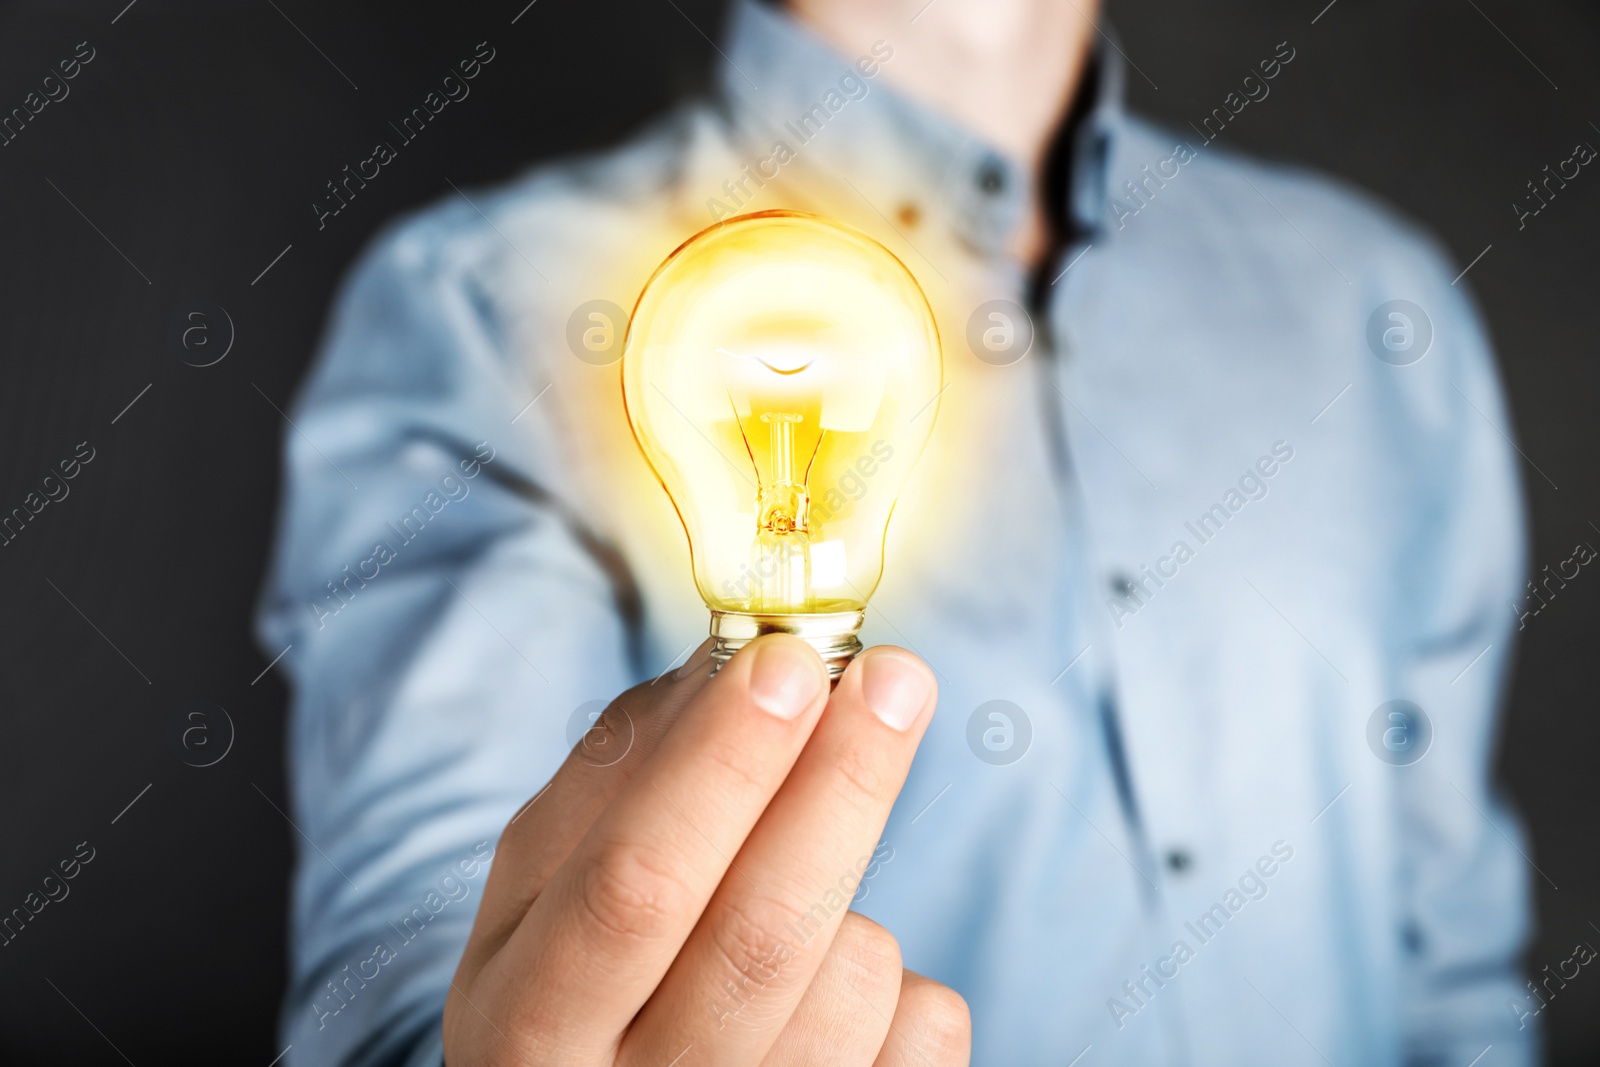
622;210;942;676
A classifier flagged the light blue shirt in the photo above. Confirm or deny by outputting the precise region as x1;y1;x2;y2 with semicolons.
257;3;1537;1064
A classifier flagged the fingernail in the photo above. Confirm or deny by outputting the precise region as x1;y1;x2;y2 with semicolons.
748;639;823;720
860;652;932;731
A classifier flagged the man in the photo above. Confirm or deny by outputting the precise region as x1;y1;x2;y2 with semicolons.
257;0;1536;1063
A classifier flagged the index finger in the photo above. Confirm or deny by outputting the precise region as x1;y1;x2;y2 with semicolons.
459;640;718;976
478;635;832;1059
623;646;937;1065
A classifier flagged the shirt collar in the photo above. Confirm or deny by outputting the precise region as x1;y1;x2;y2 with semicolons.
714;0;1123;258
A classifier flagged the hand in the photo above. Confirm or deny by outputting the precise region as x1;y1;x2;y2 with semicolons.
444;635;969;1066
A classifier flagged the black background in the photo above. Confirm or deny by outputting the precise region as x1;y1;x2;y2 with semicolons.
0;0;1595;1062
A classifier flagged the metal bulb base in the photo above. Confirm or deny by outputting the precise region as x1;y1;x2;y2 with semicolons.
708;609;865;679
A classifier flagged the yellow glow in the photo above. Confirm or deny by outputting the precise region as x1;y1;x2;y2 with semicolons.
622;211;942;615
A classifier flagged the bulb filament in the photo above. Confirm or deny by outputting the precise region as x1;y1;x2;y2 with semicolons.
753;411;811;611
759;411;805;534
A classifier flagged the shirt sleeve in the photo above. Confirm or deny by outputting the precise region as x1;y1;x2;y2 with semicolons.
1389;244;1539;1066
254;208;638;1067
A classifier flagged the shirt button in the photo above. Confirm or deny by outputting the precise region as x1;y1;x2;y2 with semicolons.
1164;848;1193;874
977;160;1007;195
1110;573;1138;598
896;202;922;228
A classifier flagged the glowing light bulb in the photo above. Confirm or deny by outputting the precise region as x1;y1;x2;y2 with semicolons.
622;210;942;676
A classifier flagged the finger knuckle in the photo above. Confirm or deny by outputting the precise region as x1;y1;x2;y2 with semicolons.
901;981;972;1062
573;839;686;946
704;892;801;991
698;734;771;796
828;738;889;813
833;914;903;990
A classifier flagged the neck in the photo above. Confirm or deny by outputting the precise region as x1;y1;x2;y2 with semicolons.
786;0;1099;267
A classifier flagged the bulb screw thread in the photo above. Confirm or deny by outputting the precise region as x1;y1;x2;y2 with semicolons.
708;609;864;679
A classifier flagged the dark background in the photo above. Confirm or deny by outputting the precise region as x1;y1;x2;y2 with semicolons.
0;0;1594;1062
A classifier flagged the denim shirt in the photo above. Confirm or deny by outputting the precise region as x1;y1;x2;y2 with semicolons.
257;2;1536;1064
